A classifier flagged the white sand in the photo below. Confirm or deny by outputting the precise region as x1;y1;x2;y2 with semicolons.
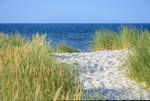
54;50;150;100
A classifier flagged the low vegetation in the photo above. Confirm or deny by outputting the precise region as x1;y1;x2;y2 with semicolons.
121;27;140;49
0;33;82;100
92;27;140;51
55;43;80;53
92;27;150;88
91;30;122;50
0;27;150;100
127;31;150;88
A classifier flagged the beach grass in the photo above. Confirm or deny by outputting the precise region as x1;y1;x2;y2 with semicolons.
0;33;82;100
55;43;80;53
121;27;140;49
91;30;122;51
92;28;150;88
0;27;150;100
92;27;140;51
127;31;150;88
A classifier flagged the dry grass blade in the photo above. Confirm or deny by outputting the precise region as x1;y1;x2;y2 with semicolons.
53;87;62;101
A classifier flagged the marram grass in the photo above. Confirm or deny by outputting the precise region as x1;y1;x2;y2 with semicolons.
0;27;150;100
121;27;140;49
0;33;82;100
127;31;150;88
92;27;140;51
92;28;150;89
92;30;122;51
56;43;80;53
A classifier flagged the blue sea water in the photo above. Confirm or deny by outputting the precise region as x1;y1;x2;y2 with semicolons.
0;23;150;51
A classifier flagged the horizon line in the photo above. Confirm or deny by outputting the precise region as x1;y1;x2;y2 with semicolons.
0;22;150;24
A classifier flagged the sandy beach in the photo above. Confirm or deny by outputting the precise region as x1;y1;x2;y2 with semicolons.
55;50;150;100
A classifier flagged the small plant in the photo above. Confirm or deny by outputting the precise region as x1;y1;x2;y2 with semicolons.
56;43;80;53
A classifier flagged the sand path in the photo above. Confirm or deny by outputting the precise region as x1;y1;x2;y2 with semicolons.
54;50;150;100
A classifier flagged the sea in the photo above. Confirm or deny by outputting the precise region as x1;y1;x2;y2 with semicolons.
0;23;150;51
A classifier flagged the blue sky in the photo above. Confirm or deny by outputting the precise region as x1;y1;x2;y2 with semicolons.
0;0;150;23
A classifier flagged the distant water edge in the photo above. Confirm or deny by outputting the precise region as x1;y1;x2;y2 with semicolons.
0;23;150;51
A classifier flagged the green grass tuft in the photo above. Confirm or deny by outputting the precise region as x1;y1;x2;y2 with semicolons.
92;27;140;51
121;27;140;49
128;31;150;88
56;43;80;53
92;30;122;51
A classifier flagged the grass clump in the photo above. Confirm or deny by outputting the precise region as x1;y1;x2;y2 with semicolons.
56;43;80;53
0;33;82;100
121;27;140;49
0;33;26;49
128;31;150;88
92;30;122;51
92;27;140;51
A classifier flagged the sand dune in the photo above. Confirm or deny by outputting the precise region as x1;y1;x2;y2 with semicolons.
55;50;150;100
